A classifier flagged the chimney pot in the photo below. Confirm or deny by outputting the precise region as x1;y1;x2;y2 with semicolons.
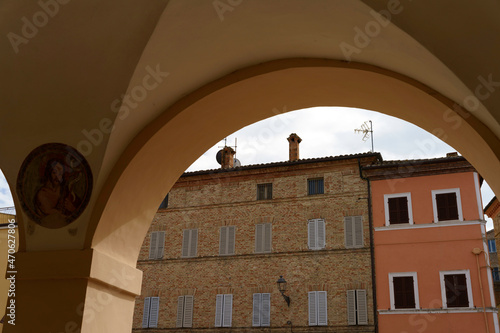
287;133;302;161
221;146;236;169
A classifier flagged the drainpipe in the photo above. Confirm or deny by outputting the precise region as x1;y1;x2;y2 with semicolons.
358;159;378;333
472;247;490;333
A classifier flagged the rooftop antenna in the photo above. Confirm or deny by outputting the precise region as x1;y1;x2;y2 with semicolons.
354;120;374;152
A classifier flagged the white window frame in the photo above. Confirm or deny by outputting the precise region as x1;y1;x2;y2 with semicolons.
252;293;271;327
384;193;413;226
488;239;497;253
142;296;160;328
308;291;327;326
308;219;326;250
148;231;165;260
432;188;463;222
345;216;363;248
388;272;420;310
255;223;272;253
492;267;500;282
440;270;473;309
181;228;198;258
215;294;233;327
219;226;236;255
176;295;194;328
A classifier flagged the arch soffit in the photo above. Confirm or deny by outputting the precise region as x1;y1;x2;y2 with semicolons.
87;58;500;266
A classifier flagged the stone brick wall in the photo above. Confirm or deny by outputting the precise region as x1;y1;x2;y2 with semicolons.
133;157;377;332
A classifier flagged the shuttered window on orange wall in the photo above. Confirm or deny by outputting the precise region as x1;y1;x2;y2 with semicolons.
436;192;459;221
393;276;416;309
388;197;409;224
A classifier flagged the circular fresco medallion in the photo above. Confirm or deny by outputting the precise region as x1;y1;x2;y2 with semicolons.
16;143;93;229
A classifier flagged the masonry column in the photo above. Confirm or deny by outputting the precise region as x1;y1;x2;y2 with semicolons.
3;248;142;333
287;133;302;161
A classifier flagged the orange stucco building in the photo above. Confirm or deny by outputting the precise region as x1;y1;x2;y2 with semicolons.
364;155;499;333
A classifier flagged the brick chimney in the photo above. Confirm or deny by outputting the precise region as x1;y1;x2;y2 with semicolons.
287;133;302;161
221;146;235;169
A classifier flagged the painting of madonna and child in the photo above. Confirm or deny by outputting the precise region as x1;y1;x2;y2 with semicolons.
16;143;93;229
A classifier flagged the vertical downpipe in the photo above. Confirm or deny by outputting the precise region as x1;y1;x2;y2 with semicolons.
359;158;378;333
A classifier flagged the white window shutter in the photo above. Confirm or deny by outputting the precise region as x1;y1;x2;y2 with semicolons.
308;220;317;249
148;297;160;328
252;293;261;326
344;217;354;248
347;290;356;325
255;224;263;253
317;219;326;249
156;231;165;259
264;223;272;252
149;232;158;259
176;296;185;327
317;291;327;326
354;216;363;247
215;294;223;327
223;294;233;327
142;297;151;328
356;289;368;325
190;229;198;257
261;293;271;326
219;227;227;255
308;291;317;326
227;226;236;255
182;230;190;257
183;295;194;328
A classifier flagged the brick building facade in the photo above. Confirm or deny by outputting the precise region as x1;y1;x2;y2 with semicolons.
132;135;379;332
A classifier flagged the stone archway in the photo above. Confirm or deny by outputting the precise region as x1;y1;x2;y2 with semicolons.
40;58;493;332
1;1;500;332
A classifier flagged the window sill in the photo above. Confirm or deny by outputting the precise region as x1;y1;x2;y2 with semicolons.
379;307;498;314
375;219;485;231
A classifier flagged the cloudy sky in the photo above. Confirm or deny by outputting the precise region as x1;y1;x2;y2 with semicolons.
0;106;495;227
186;106;495;229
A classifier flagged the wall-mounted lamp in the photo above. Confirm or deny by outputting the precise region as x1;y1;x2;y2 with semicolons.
277;275;291;307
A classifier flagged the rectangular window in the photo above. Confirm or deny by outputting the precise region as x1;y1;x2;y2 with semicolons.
215;294;233;327
149;231;165;260
345;216;363;248
384;193;413;225
255;223;272;253
488;239;497;253
492;267;500;282
142;297;160;328
432;189;463;222
308;178;324;195
347;289;368;325
257;183;273;200
176;295;194;328
219;226;236;255
181;229;198;258
158;193;169;209
389;272;419;310
252;293;271;327
440;270;473;308
308;291;327;326
308;219;326;250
